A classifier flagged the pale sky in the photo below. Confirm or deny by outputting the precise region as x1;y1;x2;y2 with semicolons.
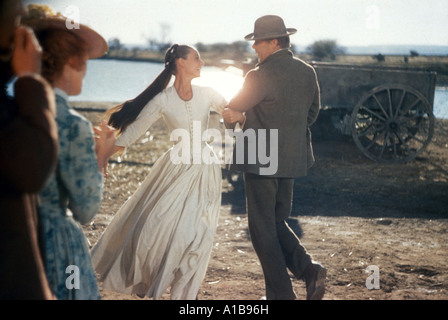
24;0;448;48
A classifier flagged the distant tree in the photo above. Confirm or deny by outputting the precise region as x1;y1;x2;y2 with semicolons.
145;23;172;53
158;43;171;54
290;43;298;54
131;47;140;58
108;38;123;51
306;39;345;60
372;53;385;62
231;41;250;52
195;42;208;53
146;38;159;51
410;50;419;57
159;22;171;45
210;43;230;54
230;41;250;59
194;42;250;56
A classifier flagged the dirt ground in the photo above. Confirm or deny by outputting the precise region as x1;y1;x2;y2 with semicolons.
76;102;448;300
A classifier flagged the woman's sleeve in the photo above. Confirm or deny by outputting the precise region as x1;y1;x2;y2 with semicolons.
115;95;163;148
207;87;228;114
59;117;103;225
207;87;246;130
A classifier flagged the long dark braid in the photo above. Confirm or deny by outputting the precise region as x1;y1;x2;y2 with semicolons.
104;44;192;134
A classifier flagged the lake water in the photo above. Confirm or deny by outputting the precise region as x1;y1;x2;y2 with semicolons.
8;59;448;119
434;86;448;119
73;59;448;119
71;59;245;104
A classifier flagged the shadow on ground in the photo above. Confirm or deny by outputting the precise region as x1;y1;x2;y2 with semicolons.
220;113;448;240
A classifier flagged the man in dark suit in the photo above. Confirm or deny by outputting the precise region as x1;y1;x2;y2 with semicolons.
223;15;325;300
0;0;58;299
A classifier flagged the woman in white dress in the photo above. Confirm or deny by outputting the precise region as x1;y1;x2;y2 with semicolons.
91;44;245;300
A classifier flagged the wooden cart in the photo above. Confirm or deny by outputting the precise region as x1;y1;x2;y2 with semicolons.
312;62;437;163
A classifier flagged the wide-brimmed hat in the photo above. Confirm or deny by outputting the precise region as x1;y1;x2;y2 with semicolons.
244;15;297;41
23;14;108;59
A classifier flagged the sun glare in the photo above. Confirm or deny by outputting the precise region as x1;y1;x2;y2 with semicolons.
193;66;244;101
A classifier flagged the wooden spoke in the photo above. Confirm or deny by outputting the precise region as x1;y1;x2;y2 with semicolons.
351;85;434;163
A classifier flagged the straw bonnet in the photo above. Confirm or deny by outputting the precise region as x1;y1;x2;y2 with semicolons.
23;12;108;59
244;15;297;41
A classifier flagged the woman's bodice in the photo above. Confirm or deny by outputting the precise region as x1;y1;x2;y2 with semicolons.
116;85;227;153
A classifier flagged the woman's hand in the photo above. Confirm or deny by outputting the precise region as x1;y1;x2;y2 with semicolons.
222;108;245;125
94;121;119;178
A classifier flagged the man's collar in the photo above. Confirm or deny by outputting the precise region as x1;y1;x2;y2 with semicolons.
256;48;292;67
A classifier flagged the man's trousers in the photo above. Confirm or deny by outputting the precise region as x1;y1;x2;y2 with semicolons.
244;173;312;300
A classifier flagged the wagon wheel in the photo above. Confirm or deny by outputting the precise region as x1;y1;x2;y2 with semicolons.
351;85;435;163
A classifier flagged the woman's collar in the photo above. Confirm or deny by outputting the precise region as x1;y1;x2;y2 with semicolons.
53;87;69;101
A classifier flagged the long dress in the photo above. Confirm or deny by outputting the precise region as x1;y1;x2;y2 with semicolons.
91;85;227;300
39;88;103;300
